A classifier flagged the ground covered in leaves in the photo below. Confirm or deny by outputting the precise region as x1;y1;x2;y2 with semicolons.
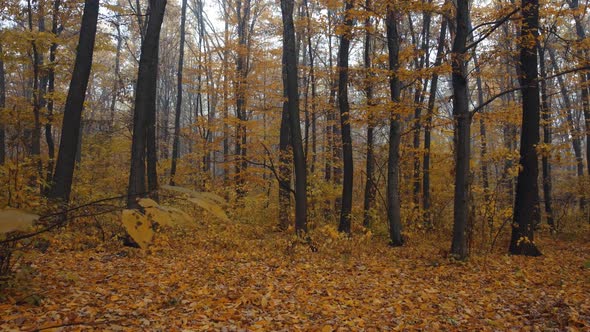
1;218;590;331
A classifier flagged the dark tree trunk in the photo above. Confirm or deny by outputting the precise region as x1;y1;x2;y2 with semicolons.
548;47;585;211
169;0;187;186
303;0;317;174
27;0;43;184
362;0;376;228
411;9;431;207
386;6;403;246
48;0;99;202
127;0;167;208
423;18;447;224
450;0;471;260
281;0;307;233
44;0;60;189
222;17;230;190
570;0;590;222
234;0;251;200
0;42;5;165
538;43;554;228
472;51;492;235
110;21;122;131
278;101;292;230
509;0;542;256
337;0;354;234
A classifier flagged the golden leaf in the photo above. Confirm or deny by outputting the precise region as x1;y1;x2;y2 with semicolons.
162;185;230;222
121;209;154;249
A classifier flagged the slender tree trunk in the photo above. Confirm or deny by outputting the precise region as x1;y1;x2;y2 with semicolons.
336;0;354;234
472;51;492;237
386;6;403;246
44;0;60;189
235;0;251;200
278;101;292;230
110;21;122;131
423;18;447;224
27;0;43;183
509;0;542;256
48;0;99;202
303;0;317;174
127;0;167;208
549;47;585;210
411;8;431;207
0;42;5;165
362;0;376;228
569;0;590;222
281;0;307;233
222;16;230;190
169;0;187;186
538;43;554;228
450;0;471;260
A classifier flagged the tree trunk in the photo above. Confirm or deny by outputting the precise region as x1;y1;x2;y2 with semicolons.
44;0;60;190
569;0;590;222
548;47;585;211
234;0;251;200
127;0;167;208
281;0;307;233
303;0;317;174
48;0;99;202
538;43;554;229
362;0;376;228
110;21;122;131
472;51;492;239
411;9;431;208
169;0;187;186
509;0;542;256
450;0;471;260
386;6;403;246
336;0;354;234
278;100;292;230
27;0;43;184
423;18;447;224
0;42;5;165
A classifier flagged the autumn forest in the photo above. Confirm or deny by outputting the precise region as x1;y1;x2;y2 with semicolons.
1;0;590;330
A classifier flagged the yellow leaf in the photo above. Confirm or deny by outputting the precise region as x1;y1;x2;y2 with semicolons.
162;185;230;222
0;208;38;234
121;209;154;249
139;198;192;226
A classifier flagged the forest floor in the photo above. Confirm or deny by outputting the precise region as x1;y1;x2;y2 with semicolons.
1;216;590;331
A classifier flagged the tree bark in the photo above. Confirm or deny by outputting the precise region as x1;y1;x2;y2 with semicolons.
169;0;187;186
450;0;471;260
26;0;43;184
548;47;585;211
234;0;251;200
362;0;376;228
44;0;60;190
386;6;403;246
0;42;5;165
423;18;447;224
109;20;122;131
509;0;542;256
569;0;590;222
127;0;167;208
48;0;99;202
336;0;354;234
538;43;554;228
281;0;307;233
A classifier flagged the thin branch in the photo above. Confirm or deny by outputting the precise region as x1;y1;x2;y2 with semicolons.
465;7;520;52
470;64;590;116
